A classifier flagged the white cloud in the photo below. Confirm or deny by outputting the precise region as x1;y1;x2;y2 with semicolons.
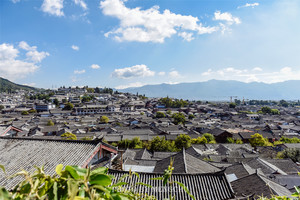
90;64;100;69
214;11;241;25
178;32;194;42
252;67;263;72
74;0;87;10
115;82;145;89
11;0;20;4
74;69;86;74
158;71;166;76
0;43;44;81
100;0;217;43
238;3;259;9
19;41;50;63
169;70;181;78
71;45;79;51
112;64;155;79
201;67;300;83
23;83;36;87
41;0;64;17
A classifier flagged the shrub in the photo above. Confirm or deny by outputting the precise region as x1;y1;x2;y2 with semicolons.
21;111;29;115
155;111;166;118
202;133;215;143
61;132;77;140
100;116;109;123
175;134;191;150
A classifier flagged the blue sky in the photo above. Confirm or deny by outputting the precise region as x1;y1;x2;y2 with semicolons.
1;0;300;89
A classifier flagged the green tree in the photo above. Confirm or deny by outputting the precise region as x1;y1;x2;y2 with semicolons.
156;111;166;118
249;133;272;147
47;119;55;126
235;139;243;144
191;136;207;144
0;105;4;110
175;134;191;150
149;136;177;152
100;115;109;123
226;137;235;143
171;113;186;125
188;114;195;120
53;98;59;106
277;148;300;162
86;88;95;93
261;106;272;114
271;109;280;115
63;102;74;110
21;111;29;115
202;133;215;143
61;132;77;140
229;103;236;108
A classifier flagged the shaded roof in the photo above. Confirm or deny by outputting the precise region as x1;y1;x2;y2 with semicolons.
109;169;235;200
154;148;221;174
224;163;255;180
0;137;111;190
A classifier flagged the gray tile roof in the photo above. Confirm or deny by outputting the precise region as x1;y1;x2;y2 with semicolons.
109;169;235;200
0;137;105;190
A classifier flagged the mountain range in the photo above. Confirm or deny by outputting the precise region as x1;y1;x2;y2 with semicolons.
119;80;300;100
0;77;37;92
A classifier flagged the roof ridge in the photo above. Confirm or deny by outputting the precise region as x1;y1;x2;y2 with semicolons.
182;147;187;173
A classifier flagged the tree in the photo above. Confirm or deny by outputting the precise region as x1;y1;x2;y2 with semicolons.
175;134;191;150
277;148;300;162
21;111;29;115
47;119;55;126
191;136;207;144
188;114;195;120
61;132;77;140
226;137;235;143
86;88;95;93
271;109;280;115
100;115;109;123
156;111;166;118
202;133;215;143
171;113;186;125
149;136;177;152
261;106;272;114
235;139;243;144
53;98;59;106
63;102;74;110
249;133;272;147
229;103;236;108
0;105;4;110
28;109;36;113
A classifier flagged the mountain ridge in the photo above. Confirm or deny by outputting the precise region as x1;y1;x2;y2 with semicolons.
0;77;37;92
119;80;300;100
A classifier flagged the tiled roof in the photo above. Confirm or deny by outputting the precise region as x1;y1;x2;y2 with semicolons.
0;137;108;190
109;169;235;200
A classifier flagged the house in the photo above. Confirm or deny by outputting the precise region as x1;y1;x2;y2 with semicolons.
0;125;23;136
0;137;117;190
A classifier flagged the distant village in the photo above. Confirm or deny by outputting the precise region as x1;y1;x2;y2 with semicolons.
1;86;300;199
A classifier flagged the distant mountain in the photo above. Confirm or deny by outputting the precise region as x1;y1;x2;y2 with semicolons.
0;77;37;92
119;80;300;100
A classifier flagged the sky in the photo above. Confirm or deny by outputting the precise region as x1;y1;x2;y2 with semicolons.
0;0;300;89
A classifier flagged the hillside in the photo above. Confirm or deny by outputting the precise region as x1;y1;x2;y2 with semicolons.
119;80;300;100
0;77;37;92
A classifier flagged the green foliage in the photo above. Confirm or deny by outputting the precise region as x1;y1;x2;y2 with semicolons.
188;114;195;120
235;139;243;144
47;120;55;126
100;116;109;124
229;103;236;108
155;111;165;118
261;106;272;114
280;136;300;143
175;134;191;150
171;113;186;125
63;102;74;110
118;137;143;149
159;97;188;108
21;111;29;115
86;88;95;93
81;136;93;140
28;109;37;113
0;164;156;200
0;77;36;92
0;105;4;110
53;98;59;106
81;95;94;103
202;133;215;143
277;148;300;162
271;109;280;115
61;132;77;140
249;133;273;147
166;110;172;115
149;136;177;152
191;136;207;144
226;137;235;143
140;112;144;115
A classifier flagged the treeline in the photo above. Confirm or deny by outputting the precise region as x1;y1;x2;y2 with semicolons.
159;97;188;108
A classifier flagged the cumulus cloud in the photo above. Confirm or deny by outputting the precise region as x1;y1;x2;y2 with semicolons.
214;11;241;25
112;64;155;79
74;0;87;10
115;82;145;89
169;70;181;78
19;41;50;63
158;71;166;76
71;45;79;51
238;3;259;9
90;64;100;69
100;0;217;43
201;67;300;83
41;0;64;17
0;43;48;80
74;69;86;74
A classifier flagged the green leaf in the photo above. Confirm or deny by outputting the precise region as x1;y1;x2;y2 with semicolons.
174;181;196;200
0;187;11;200
71;166;87;177
136;182;152;188
20;183;31;194
55;164;64;176
90;167;108;176
150;177;163;181
53;182;58;200
111;182;128;187
78;185;85;197
64;166;80;180
89;174;112;186
0;165;5;174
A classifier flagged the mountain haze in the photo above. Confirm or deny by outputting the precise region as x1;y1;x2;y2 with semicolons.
0;77;37;92
119;80;300;100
